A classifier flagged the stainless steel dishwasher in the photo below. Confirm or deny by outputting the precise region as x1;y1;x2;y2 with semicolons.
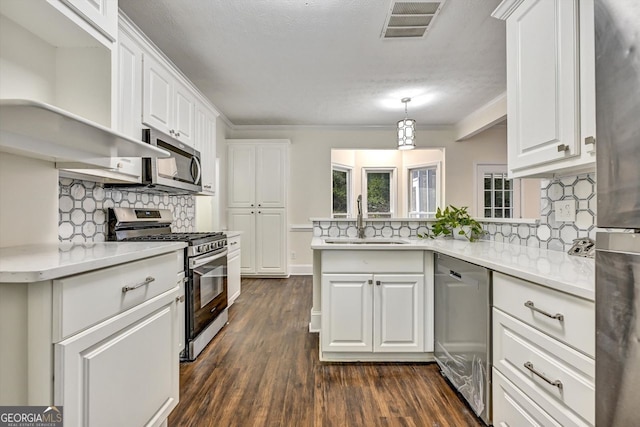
434;253;491;425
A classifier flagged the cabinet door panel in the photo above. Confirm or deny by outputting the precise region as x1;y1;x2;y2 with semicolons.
117;30;143;140
256;209;286;274
142;55;172;134
174;83;194;146
256;145;287;207
227;145;256;207
374;274;424;352
227;251;241;305
55;292;179;427
321;274;373;352
507;0;580;171
227;209;256;274
493;369;563;427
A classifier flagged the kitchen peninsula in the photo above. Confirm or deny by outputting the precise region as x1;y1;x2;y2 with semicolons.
311;230;596;426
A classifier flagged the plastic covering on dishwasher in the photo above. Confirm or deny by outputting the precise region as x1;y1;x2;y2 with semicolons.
435;343;487;416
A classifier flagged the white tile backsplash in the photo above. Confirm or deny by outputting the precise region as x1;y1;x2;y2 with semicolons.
58;178;195;242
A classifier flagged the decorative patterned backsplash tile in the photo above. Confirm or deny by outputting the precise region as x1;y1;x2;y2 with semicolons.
313;172;597;252
58;178;195;242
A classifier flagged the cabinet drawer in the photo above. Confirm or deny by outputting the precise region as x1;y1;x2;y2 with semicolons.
493;368;562;427
53;252;178;341
227;235;241;255
493;308;594;427
493;272;594;357
322;250;423;273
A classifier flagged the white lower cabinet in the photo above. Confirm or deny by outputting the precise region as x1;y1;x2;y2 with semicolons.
228;208;286;276
0;250;182;426
227;234;241;305
492;272;595;427
493;369;563;427
322;273;424;353
319;250;431;360
55;291;179;427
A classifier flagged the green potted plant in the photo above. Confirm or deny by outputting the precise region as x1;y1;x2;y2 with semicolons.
420;205;484;242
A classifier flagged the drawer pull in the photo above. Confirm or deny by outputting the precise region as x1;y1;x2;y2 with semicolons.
230;241;238;245
524;300;564;321
376;280;381;286
557;144;569;152
524;362;563;390
122;276;155;293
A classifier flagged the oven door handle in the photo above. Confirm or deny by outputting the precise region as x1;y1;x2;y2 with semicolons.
190;249;228;269
191;156;202;185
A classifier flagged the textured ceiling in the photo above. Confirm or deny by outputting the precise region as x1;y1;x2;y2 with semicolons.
118;0;506;127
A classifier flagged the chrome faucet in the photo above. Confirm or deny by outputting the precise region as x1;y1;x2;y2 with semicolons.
356;195;365;239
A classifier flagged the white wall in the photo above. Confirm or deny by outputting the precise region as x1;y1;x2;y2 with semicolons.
0;152;59;248
220;125;510;269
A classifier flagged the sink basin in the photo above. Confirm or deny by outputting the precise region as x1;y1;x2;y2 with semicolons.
323;238;410;245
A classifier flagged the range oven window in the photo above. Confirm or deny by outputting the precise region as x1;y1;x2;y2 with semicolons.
196;263;225;308
190;251;228;339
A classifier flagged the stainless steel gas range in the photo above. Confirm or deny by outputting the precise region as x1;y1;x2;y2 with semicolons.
107;207;228;361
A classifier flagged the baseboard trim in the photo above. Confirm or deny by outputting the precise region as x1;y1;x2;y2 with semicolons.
320;351;435;362
290;264;313;275
309;309;321;333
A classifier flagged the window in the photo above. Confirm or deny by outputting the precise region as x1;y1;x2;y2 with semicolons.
408;163;440;218
477;165;520;218
362;168;395;218
332;165;351;218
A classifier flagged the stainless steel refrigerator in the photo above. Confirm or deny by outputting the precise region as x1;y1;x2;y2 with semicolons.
594;1;640;426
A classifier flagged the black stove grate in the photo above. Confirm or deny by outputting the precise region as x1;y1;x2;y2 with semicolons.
122;232;225;243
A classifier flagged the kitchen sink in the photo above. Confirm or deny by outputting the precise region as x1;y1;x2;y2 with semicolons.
323;238;410;245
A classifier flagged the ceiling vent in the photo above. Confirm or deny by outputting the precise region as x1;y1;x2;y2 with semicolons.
381;1;446;39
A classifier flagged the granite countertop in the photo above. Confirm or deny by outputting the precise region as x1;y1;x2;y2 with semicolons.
0;241;186;283
311;237;595;301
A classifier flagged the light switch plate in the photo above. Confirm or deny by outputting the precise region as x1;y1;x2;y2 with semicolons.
554;200;576;221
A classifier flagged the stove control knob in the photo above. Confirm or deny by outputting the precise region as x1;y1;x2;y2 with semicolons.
196;246;202;253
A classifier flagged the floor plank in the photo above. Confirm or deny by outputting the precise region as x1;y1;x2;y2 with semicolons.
169;276;484;427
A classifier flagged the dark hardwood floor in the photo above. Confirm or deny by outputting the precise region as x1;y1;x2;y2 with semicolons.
169;276;483;427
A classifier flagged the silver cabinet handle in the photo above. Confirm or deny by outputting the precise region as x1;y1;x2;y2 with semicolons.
176;295;185;303
376;280;381;286
524;300;564;321
557;144;569;152
176;132;181;137
230;241;238;245
169;129;175;135
584;136;595;145
524;362;563;390
210;306;217;314
368;279;373;285
122;276;155;293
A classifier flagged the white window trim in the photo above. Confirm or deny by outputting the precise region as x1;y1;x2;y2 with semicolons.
406;161;442;218
331;163;353;218
361;167;396;217
475;163;521;219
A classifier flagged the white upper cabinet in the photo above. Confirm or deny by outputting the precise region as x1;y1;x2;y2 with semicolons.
256;145;288;208
194;101;218;195
228;142;288;208
60;0;118;42
228;144;257;207
142;54;195;146
493;0;596;178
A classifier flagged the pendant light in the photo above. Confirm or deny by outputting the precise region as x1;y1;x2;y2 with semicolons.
397;97;416;150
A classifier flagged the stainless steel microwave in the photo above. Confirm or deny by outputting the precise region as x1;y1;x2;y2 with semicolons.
142;128;202;194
